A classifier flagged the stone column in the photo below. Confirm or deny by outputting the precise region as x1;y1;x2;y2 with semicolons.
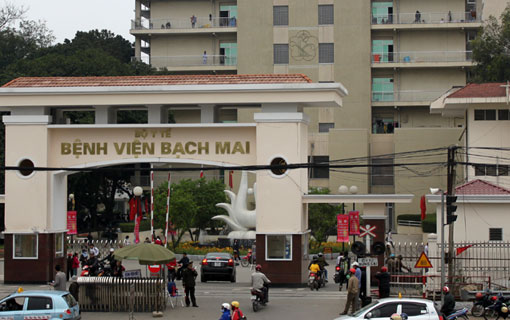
147;105;167;124
199;104;217;123
94;106;117;124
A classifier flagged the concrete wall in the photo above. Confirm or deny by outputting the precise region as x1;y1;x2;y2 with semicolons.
482;0;510;20
398;30;466;52
151;0;215;20
151;34;235;56
399;0;466;14
397;68;466;92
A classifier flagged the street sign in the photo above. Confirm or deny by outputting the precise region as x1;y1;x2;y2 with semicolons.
414;252;433;268
360;224;376;237
358;257;378;267
148;264;161;273
124;269;142;278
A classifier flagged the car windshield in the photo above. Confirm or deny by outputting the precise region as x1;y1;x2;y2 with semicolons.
352;300;379;317
205;253;230;259
62;294;77;308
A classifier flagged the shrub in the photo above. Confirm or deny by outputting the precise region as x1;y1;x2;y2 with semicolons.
422;214;437;233
397;214;421;222
119;220;151;232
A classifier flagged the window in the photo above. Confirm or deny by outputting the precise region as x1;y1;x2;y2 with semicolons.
27;297;53;310
319;43;334;63
486;165;497;176
220;42;238;66
308;155;329;179
370;303;399;318
372;78;394;102
371;158;394;186
0;297;25;312
474;109;496;121
55;233;64;257
273;6;288;26
499;110;510;120
266;235;292;260
274;44;289;64
319;122;334;133
490;228;503;241
402;303;428;316
372;40;394;62
372;113;398;134
499;165;509;176
474;164;486;176
474;164;507;176
371;2;393;24
62;294;77;308
13;234;38;259
318;5;334;25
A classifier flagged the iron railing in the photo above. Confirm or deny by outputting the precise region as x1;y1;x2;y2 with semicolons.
133;55;237;68
372;11;480;25
372;51;473;63
132;16;237;30
372;90;444;102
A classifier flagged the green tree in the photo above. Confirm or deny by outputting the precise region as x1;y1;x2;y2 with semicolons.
472;5;510;82
154;178;226;248
308;187;340;248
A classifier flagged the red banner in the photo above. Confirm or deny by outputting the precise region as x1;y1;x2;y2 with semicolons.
337;214;349;242
134;215;142;244
66;211;77;235
349;211;360;235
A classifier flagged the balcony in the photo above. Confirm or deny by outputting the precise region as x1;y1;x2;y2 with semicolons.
371;11;481;30
372;90;445;106
133;55;237;71
371;51;473;68
130;16;237;35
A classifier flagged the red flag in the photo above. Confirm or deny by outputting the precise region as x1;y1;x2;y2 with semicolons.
229;170;233;189
200;169;204;178
337;214;349;242
420;195;427;221
348;211;360;235
456;245;473;256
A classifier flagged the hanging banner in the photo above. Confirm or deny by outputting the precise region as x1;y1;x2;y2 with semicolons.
337;214;349;243
349;211;360;235
66;211;77;235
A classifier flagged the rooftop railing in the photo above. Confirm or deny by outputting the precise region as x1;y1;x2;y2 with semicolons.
372;11;480;25
133;55;237;67
372;90;444;102
131;16;237;30
372;50;473;63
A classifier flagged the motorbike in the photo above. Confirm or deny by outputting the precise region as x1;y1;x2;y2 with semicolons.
308;271;324;291
251;283;269;312
484;294;510;320
240;252;254;267
472;291;497;317
446;308;469;320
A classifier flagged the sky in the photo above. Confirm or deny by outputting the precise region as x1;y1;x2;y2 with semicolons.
5;0;134;44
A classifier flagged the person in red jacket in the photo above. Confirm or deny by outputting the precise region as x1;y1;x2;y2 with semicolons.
231;301;246;320
72;252;80;276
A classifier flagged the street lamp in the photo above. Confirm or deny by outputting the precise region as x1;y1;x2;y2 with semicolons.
68;193;75;211
430;187;446;305
133;186;143;244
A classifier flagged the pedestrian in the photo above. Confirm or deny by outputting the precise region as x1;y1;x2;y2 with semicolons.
395;255;411;273
219;303;231;320
144;237;151;243
202;51;208;64
69;276;79;301
341;268;359;315
190;14;197;28
375;266;391;298
66;253;73;280
50;265;67;291
112;260;125;278
79;248;88;267
448;10;452;22
414;10;421;23
155;236;163;245
88;243;99;258
166;258;177;281
72;252;80;276
387;253;397;273
233;239;240;261
182;261;198;307
231;301;246;320
352;262;362;309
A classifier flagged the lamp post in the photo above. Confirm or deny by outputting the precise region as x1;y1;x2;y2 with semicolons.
69;193;75;211
338;185;348;252
430;187;446;305
133;186;143;244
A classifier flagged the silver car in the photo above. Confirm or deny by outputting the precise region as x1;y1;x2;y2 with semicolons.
335;298;441;320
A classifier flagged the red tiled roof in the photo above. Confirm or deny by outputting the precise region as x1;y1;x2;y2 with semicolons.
455;179;510;195
448;83;507;99
2;74;313;88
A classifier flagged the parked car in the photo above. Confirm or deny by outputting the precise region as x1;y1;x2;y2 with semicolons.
334;298;441;320
200;252;236;282
0;290;80;320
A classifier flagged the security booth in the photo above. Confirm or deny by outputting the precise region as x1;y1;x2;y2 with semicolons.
0;74;346;284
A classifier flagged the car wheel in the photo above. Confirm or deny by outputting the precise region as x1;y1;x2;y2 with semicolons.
201;274;207;282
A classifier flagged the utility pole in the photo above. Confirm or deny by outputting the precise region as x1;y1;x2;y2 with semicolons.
446;146;458;287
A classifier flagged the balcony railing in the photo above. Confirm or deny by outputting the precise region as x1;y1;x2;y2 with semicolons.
371;11;480;25
133;55;237;67
131;16;237;30
372;90;444;102
372;51;473;63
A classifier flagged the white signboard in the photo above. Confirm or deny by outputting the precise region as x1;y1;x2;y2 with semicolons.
124;269;142;278
358;257;378;267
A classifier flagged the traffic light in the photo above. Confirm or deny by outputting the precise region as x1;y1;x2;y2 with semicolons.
446;195;458;224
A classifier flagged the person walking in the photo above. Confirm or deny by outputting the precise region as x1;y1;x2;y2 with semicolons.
69;276;79;301
375;266;391;298
50;265;67;291
66;253;73;280
72;252;80;276
182;261;198;307
341;268;359;315
415;10;421;23
202;51;208;65
231;301;246;320
190;15;197;28
233;239;240;261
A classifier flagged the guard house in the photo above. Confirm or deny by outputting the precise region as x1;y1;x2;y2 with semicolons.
0;74;347;283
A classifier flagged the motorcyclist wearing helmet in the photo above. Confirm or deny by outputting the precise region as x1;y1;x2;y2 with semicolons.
231;301;246;320
309;256;321;275
251;265;271;304
441;286;455;316
219;303;231;320
317;252;329;282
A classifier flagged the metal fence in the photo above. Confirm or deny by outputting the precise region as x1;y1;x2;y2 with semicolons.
67;239;126;258
77;277;166;312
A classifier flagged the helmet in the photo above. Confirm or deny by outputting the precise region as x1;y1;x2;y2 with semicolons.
318;253;323;257
492;296;498;301
390;253;396;258
110;248;115;252
255;264;262;271
221;303;231;310
443;286;449;293
231;301;240;309
352;262;359;267
502;306;509;314
401;313;408;320
350;268;356;274
313;255;318;260
381;266;388;272
476;292;483;300
390;313;402;320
